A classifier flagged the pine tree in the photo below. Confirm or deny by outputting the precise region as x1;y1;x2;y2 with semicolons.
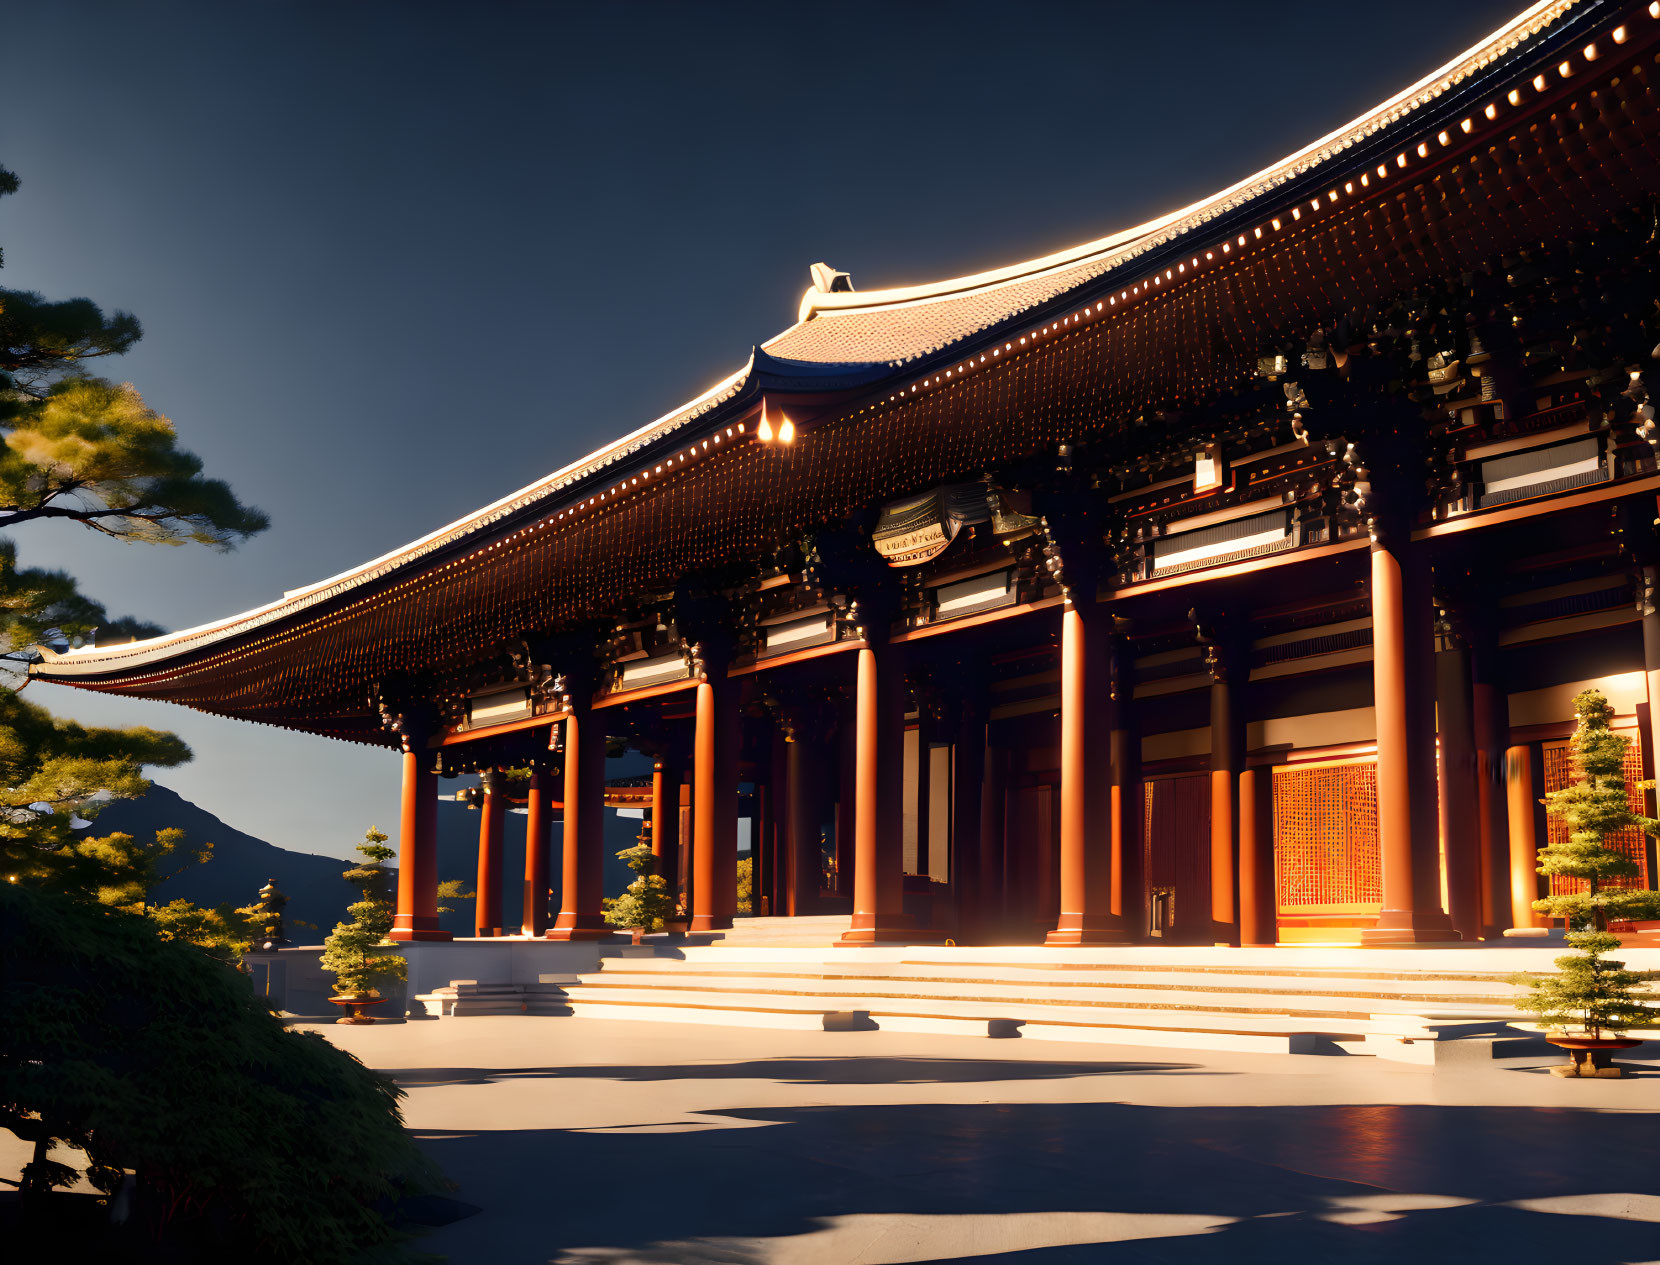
0;165;266;939
320;828;406;998
1511;929;1658;1039
1533;689;1660;929
602;833;678;935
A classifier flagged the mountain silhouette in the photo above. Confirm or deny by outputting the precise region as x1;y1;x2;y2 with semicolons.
91;782;643;941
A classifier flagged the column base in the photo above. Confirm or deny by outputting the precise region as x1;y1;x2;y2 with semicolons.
689;914;734;933
837;927;938;945
838;911;920;944
1362;909;1461;944
1045;915;1131;946
389;918;452;943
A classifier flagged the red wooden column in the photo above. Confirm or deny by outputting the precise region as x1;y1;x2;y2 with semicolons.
1365;523;1457;943
1642;568;1660;848
1109;641;1143;936
1506;743;1546;929
690;657;739;933
840;634;914;944
834;696;857;900
649;751;683;900
474;769;505;937
549;702;610;939
522;767;552;936
391;744;449;941
1048;605;1126;945
715;676;741;924
1471;629;1512;938
979;732;1008;935
1237;763;1276;946
786;725;823;917
650;759;669;874
1204;628;1245;947
950;698;987;940
1435;613;1483;940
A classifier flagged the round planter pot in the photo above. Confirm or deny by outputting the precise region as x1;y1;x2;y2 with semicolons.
1546;1035;1642;1078
329;994;388;1025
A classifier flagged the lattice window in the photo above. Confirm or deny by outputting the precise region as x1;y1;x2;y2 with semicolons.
1273;761;1382;909
1542;731;1650;893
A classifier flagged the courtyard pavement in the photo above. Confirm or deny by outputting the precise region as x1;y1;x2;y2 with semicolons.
313;1017;1660;1265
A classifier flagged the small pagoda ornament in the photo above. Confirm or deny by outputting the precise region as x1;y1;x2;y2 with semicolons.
245;878;290;951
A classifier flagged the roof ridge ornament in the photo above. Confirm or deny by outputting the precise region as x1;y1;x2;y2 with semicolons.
809;262;853;295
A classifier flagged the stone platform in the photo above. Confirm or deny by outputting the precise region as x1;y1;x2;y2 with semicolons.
397;918;1660;1061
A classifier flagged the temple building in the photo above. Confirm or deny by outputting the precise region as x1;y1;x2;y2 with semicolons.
35;0;1660;950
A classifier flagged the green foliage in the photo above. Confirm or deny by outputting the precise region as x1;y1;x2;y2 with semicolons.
1533;689;1660;929
602;837;678;932
1511;929;1660;1039
0;685;190;869
0;883;437;1261
0;375;270;547
737;854;753;913
321;828;406;996
436;876;474;916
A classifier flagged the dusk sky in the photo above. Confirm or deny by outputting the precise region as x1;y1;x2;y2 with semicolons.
7;0;1522;860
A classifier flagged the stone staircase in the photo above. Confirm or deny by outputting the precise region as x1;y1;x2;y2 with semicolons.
548;946;1549;1057
413;979;576;1018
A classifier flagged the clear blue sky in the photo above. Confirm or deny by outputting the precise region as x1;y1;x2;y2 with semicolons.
5;0;1522;859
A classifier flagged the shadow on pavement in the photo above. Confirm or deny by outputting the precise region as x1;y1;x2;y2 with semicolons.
414;1100;1660;1264
383;1055;1212;1087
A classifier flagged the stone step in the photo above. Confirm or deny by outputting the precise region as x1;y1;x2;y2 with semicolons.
634;951;1536;986
556;991;1333;1054
559;981;1464;1037
588;961;1525;1003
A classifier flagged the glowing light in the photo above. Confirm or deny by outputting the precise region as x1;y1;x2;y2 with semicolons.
1583;43;1598;61
757;415;774;441
1416;142;1428;157
1486;102;1498;119
1557;60;1572;77
1508;88;1521;105
1436;131;1449;146
1614;25;1628;42
778;415;795;444
1459;118;1473;134
1397;152;1408;168
1532;74;1547;92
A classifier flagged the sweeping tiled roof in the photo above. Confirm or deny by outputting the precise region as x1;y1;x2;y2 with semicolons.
31;0;1590;692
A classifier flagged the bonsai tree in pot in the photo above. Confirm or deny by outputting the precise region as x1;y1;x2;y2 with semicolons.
320;827;406;1023
1511;930;1657;1077
1510;689;1660;1075
602;834;677;945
